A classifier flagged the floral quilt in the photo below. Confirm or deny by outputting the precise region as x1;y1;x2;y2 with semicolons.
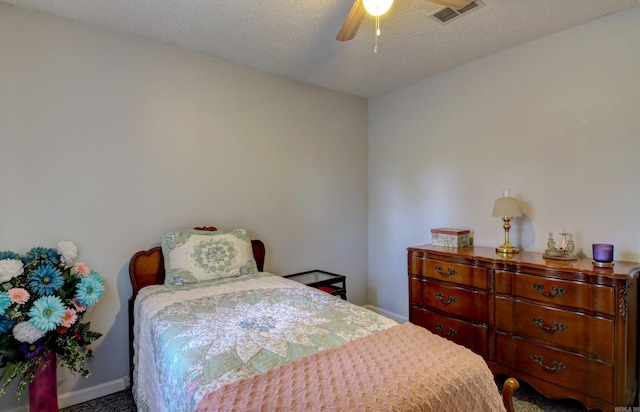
132;272;397;412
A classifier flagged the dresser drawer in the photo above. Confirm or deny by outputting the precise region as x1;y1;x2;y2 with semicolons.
495;271;614;316
408;244;640;410
497;334;614;404
411;277;487;323
495;297;614;361
410;258;487;289
411;306;487;358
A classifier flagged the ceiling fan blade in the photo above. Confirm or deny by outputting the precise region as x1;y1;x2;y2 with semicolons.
428;0;474;10
336;0;366;42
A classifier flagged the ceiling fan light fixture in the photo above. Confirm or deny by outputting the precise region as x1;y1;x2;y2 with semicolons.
362;0;394;17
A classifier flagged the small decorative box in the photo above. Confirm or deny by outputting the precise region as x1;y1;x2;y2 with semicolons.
430;228;472;248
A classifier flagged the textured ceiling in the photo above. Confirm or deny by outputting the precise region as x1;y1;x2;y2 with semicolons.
3;0;640;98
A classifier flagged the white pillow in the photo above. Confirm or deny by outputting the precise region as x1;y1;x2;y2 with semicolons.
161;228;258;286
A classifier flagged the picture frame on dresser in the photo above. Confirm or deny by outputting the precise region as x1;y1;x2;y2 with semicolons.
407;243;640;412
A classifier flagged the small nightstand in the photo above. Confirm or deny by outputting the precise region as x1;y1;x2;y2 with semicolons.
283;270;347;300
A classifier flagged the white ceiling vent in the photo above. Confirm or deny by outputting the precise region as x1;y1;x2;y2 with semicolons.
429;0;485;24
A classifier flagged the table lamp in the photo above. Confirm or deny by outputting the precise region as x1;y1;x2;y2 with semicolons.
492;190;523;254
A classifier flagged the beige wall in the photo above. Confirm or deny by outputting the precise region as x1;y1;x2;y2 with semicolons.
0;4;368;409
3;1;640;409
368;7;640;317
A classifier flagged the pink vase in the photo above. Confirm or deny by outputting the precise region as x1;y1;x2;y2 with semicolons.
29;350;58;412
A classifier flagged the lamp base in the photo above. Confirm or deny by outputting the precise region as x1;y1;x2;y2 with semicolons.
496;218;519;255
496;244;520;254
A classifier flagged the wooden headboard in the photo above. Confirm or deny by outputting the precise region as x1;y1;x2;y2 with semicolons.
127;226;265;379
128;231;265;299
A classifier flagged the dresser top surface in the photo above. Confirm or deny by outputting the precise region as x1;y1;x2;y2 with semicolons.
409;244;640;279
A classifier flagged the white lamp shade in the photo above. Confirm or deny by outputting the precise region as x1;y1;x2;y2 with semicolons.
362;0;394;16
492;197;523;218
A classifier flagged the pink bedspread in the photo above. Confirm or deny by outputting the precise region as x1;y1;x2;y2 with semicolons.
196;322;505;411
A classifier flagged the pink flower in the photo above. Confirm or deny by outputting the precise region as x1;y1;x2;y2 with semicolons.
60;308;77;327
74;262;90;276
8;288;29;304
72;299;87;313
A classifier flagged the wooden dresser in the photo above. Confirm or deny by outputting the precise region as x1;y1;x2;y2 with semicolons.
408;244;640;411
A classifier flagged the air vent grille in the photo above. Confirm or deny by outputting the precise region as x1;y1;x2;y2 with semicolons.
429;0;484;24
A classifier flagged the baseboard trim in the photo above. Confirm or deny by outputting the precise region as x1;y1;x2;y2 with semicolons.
5;376;129;412
59;377;129;408
362;305;408;323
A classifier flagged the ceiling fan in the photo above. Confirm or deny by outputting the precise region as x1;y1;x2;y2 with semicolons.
336;0;475;41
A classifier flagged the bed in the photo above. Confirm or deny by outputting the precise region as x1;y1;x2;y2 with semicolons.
128;226;518;411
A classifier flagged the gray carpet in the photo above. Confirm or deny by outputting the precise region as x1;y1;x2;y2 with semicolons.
60;378;589;411
495;377;587;412
60;388;136;412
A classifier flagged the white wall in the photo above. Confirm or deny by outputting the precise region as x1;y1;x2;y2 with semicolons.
0;4;368;409
368;7;640;317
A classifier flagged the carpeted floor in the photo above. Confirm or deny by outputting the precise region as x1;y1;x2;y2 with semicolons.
495;376;587;412
60;378;588;411
59;388;136;412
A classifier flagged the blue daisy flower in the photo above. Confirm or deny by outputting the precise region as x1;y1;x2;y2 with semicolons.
20;339;45;359
23;247;60;267
0;250;20;260
28;264;64;296
0;292;11;315
28;295;66;331
0;316;14;334
76;272;105;307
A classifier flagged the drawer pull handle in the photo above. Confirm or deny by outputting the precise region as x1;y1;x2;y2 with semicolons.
531;355;566;372
532;317;567;333
531;283;566;298
435;266;457;278
435;293;458;305
435;323;458;336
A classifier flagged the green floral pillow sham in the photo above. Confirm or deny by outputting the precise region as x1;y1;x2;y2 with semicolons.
161;228;258;286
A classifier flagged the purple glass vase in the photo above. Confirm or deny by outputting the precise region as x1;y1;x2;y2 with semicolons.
29;350;59;412
592;243;614;263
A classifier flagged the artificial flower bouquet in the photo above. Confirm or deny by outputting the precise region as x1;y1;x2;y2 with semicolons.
0;241;104;397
